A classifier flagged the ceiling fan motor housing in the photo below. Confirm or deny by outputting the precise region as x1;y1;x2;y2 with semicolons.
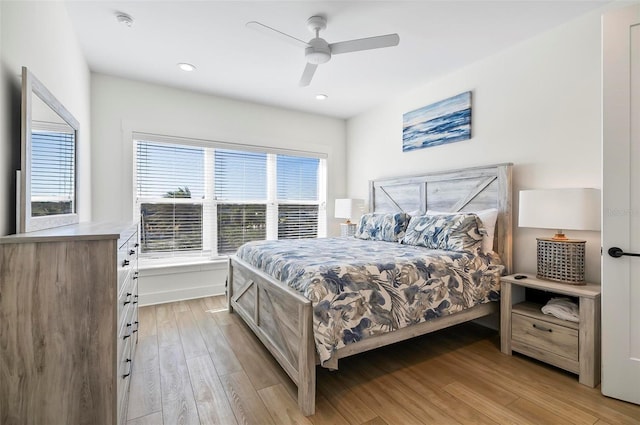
247;14;399;86
305;38;331;64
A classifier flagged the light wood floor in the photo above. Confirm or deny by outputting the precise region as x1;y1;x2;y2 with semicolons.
127;296;640;425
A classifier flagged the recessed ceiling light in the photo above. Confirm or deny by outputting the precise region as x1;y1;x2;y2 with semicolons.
315;94;328;100
115;12;134;27
177;63;196;72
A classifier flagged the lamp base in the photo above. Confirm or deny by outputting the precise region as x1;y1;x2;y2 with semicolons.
340;223;357;237
536;238;586;285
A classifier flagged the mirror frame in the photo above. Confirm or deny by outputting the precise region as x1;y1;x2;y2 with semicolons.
20;67;80;233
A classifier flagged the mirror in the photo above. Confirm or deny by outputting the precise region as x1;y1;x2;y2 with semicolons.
19;67;79;233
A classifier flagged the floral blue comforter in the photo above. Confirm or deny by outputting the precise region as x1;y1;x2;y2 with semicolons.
236;237;504;365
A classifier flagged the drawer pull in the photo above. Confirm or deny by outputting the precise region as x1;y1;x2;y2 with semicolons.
533;323;552;333
134;243;140;248
129;249;136;255
123;301;131;305
122;259;130;267
123;334;131;340
122;358;133;378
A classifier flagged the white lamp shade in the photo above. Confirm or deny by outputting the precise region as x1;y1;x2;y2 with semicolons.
518;188;601;232
335;198;364;220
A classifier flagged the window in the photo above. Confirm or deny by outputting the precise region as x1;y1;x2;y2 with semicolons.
30;125;75;217
136;142;204;255
134;136;326;261
276;154;320;240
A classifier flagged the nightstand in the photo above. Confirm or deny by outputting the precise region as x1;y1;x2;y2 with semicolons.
500;273;601;387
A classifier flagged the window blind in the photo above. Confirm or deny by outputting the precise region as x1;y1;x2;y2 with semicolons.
217;204;267;254
30;130;75;216
278;205;318;239
277;155;319;201
136;142;205;255
276;155;320;239
135;137;326;261
214;149;267;201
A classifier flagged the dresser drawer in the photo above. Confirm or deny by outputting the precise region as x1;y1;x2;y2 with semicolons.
117;232;138;293
117;274;134;323
118;280;138;338
117;336;132;425
512;312;578;361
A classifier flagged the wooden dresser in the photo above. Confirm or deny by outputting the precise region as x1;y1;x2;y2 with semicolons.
0;222;139;425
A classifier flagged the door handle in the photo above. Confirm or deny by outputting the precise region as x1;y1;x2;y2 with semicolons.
608;247;640;258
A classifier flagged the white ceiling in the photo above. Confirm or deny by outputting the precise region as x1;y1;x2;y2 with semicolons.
65;1;608;119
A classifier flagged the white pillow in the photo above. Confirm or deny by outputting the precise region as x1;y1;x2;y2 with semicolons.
426;208;498;253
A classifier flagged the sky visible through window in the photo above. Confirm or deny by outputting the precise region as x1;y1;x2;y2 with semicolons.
136;141;318;200
31;131;75;198
277;154;319;201
137;142;204;198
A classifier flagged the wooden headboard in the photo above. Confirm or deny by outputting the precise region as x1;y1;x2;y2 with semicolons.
369;163;513;273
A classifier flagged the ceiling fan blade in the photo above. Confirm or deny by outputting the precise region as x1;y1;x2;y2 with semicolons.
330;33;400;55
299;63;318;87
246;21;309;48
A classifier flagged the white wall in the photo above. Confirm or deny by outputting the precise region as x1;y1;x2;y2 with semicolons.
0;1;91;237
346;9;603;284
91;73;347;304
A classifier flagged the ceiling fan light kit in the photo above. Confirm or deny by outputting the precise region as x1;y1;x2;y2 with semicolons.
247;15;399;87
177;63;196;72
305;39;331;65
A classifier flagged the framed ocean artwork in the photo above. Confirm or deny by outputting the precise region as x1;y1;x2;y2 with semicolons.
402;91;472;152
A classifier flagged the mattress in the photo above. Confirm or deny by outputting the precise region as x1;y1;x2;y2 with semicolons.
236;237;505;364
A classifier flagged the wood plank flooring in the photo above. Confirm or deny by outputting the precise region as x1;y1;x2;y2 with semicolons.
128;296;640;425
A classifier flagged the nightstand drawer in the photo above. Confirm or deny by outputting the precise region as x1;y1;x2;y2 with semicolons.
512;313;578;361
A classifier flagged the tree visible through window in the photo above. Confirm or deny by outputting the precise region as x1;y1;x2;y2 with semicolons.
135;138;326;260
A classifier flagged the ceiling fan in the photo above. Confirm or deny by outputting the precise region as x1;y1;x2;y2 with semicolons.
247;16;400;87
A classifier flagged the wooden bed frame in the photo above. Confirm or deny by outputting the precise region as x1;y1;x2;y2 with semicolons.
227;163;513;415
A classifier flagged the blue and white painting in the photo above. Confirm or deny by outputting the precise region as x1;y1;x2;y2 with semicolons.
402;91;472;152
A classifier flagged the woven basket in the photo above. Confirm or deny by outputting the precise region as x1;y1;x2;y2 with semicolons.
536;238;586;284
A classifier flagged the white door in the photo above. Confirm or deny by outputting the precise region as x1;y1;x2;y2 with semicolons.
602;3;640;405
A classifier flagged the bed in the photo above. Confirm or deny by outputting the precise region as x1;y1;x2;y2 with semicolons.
227;163;512;415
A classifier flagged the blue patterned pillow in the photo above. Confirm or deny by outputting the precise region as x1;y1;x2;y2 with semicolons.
355;212;409;242
401;213;486;253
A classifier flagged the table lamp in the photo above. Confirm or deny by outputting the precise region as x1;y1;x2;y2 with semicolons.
518;188;600;284
335;198;364;237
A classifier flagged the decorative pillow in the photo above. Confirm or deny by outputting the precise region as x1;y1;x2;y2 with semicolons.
427;208;498;253
355;212;410;242
401;213;486;253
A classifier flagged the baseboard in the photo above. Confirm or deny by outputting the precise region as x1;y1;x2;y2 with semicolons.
139;283;225;306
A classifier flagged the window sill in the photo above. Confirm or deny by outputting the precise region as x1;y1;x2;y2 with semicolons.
139;257;228;276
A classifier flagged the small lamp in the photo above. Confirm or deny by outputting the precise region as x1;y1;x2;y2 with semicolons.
519;188;600;284
335;198;364;237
